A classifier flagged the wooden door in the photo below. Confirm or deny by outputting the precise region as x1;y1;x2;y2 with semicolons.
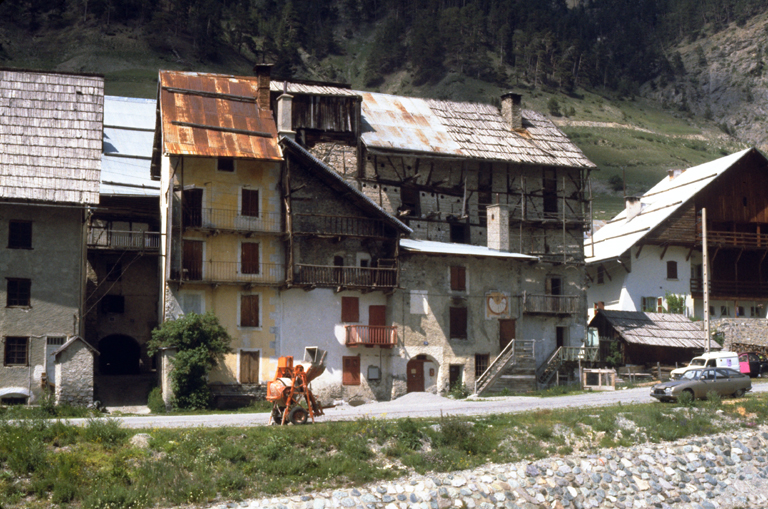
369;305;386;345
183;189;203;227
499;319;516;351
240;351;260;383
183;240;203;280
406;359;425;392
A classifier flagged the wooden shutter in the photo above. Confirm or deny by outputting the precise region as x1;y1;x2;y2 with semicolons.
450;266;466;291
182;240;203;280
342;356;360;385
341;297;359;322
666;261;677;279
240;351;260;383
657;297;663;312
241;243;260;274
242;189;259;217
450;307;468;339
241;294;259;327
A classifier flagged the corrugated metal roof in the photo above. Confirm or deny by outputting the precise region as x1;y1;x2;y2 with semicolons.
359;92;595;168
592;310;720;349
158;71;281;160
400;238;538;259
585;148;754;264
101;96;158;197
271;80;360;97
0;69;103;205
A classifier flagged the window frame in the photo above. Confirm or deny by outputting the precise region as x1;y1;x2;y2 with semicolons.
474;354;490;379
240;241;261;275
449;306;468;339
240;187;260;218
341;296;360;323
450;266;467;292
4;336;29;366
641;296;657;313
6;278;31;308
342;356;361;385
239;293;261;329
7;220;32;249
216;157;236;173
666;260;678;280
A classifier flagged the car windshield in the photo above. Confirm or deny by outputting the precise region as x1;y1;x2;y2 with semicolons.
689;359;706;367
681;369;701;380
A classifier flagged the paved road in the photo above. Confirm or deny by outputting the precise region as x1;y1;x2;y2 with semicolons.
64;381;768;429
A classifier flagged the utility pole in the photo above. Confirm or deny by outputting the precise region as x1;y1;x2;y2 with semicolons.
703;207;711;353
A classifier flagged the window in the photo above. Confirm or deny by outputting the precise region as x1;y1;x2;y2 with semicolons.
182;188;203;228
450;266;466;291
217;157;235;172
399;187;419;216
179;292;204;315
450;223;468;244
475;354;489;378
543;168;558;213
342;356;361;385
46;336;65;347
241;242;260;274
6;278;31;307
450;307;468;339
242;189;260;217
666;261;678;280
547;276;562;296
720;306;730;317
4;337;28;366
240;294;260;327
101;295;125;314
478;192;492;226
341;297;359;323
641;296;657;312
105;262;122;282
239;350;260;383
737;306;745;317
8;221;32;249
596;266;605;285
709;306;716;316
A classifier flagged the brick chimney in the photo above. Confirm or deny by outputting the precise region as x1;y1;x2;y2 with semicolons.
501;92;523;131
253;63;272;111
487;203;510;251
625;196;643;221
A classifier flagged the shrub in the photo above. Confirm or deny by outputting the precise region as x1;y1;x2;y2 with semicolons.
448;382;470;399
148;312;233;410
547;97;561;117
147;387;166;414
83;418;128;448
677;390;694;407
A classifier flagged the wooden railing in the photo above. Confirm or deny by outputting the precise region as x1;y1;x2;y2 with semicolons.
691;278;768;298
180;261;285;284
293;214;391;238
87;229;160;251
345;325;397;347
697;229;768;248
185;209;282;233
523;294;580;314
293;264;397;288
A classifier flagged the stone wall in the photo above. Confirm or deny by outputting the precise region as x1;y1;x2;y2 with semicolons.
54;340;95;406
716;318;768;353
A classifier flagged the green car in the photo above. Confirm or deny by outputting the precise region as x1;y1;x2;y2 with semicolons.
651;368;751;402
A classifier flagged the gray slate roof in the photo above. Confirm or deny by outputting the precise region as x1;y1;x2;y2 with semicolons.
592;310;720;350
0;69;104;205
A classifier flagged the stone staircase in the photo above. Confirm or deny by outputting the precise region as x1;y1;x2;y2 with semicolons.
475;340;538;396
536;346;601;388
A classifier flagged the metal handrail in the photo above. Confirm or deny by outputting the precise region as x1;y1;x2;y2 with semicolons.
185;208;282;233
294;264;397;288
181;261;285;284
474;339;516;395
87;229;161;250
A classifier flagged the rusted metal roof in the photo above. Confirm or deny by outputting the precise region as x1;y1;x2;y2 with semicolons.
271;80;360;97
158;71;280;160
591;310;720;350
0;69;103;205
359;92;595;168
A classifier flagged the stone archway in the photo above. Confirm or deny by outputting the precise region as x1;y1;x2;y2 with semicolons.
406;354;440;393
98;334;141;375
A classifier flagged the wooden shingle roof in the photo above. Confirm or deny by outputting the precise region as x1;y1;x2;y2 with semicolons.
591;310;720;350
0;69;104;205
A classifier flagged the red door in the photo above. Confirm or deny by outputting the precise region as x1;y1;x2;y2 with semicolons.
406;359;425;392
500;319;516;351
369;305;386;345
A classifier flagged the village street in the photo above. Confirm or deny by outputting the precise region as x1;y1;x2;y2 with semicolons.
65;382;768;429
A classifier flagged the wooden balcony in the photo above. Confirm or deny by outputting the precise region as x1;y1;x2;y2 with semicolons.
345;325;397;347
88;228;160;251
177;261;285;285
293;264;397;289
697;230;768;248
184;208;282;234
691;278;768;299
293;214;392;239
523;294;580;314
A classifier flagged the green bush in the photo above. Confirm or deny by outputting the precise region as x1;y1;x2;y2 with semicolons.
147;386;166;414
83;418;128;448
677;390;694;407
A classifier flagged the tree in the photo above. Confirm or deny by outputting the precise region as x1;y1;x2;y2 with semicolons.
148;312;233;410
664;292;687;314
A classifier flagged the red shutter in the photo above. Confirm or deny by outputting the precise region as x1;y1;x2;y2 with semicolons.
242;189;260;217
341;297;359;322
450;266;466;291
657;297;663;313
242;243;260;274
342;356;360;385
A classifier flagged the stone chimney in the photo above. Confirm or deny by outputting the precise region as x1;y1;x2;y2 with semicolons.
625;196;643;221
277;88;295;140
501;92;523;131
253;63;272;112
487;203;509;251
667;168;684;180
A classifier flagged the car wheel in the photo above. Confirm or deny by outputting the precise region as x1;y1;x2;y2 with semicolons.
289;406;309;425
733;388;746;398
683;389;695;400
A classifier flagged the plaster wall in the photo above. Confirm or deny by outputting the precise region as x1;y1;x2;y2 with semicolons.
280;288;393;404
0;337;45;403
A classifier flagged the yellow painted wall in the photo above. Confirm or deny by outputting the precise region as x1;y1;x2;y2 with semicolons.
177;156;282;384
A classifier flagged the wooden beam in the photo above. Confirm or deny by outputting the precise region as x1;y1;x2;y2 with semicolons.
659;245;669;260
617;258;630;273
600;263;612;281
685;247;694;262
635;244;644;259
163;86;257;103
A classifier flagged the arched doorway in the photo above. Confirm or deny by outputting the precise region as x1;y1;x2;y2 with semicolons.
407;355;439;393
98;334;141;375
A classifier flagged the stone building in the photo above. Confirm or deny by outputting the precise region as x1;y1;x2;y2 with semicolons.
0;69;103;405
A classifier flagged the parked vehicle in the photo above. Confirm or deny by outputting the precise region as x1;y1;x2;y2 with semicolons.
651;367;751;402
738;352;768;378
669;351;739;379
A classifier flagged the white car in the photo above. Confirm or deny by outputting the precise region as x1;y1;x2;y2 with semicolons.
670;351;738;380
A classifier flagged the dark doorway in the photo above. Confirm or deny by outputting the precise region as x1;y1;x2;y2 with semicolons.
182;188;203;227
99;335;141;375
406;358;425;393
500;319;516;351
556;327;567;349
